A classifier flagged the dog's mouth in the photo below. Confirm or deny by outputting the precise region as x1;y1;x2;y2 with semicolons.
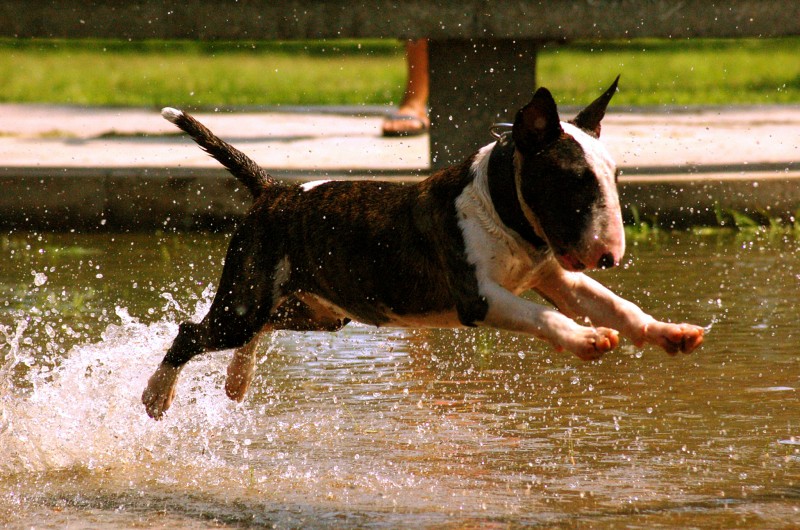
557;253;587;272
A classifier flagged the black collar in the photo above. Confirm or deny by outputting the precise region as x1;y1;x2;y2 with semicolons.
487;133;546;249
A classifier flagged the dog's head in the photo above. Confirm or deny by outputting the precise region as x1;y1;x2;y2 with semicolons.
512;76;624;271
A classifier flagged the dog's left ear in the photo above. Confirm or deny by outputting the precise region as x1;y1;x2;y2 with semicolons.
570;75;620;138
513;87;563;152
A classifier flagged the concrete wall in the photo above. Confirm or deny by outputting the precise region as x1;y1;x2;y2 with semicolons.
2;1;799;40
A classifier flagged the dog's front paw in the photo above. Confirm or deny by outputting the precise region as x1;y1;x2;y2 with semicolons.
142;364;182;420
644;321;704;355
564;326;620;361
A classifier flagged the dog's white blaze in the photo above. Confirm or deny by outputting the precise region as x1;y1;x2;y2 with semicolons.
300;180;332;192
161;107;183;123
561;122;625;263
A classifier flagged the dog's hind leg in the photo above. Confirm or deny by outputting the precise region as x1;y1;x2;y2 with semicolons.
141;320;208;420
223;295;350;403
142;231;283;419
224;331;263;402
142;313;269;419
143;305;277;418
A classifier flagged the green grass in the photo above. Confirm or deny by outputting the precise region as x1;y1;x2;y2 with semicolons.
538;38;800;106
624;203;800;242
0;37;798;107
0;39;406;107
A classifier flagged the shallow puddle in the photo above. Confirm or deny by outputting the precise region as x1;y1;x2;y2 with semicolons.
1;230;798;528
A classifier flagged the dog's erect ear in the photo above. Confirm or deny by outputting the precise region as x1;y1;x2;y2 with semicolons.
512;87;563;152
571;75;620;138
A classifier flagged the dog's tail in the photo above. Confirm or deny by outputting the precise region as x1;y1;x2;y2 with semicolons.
161;107;273;198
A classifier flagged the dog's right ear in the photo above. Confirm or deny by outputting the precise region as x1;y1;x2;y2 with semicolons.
512;87;563;153
571;75;620;138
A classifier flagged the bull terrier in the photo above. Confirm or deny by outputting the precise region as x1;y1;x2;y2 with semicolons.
142;77;704;420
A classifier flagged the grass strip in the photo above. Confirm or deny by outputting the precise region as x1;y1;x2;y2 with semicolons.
1;37;798;107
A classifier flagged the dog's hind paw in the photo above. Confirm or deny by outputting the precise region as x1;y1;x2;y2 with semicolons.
224;355;256;403
142;364;182;420
644;321;704;355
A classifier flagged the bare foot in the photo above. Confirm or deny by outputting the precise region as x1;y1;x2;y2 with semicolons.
644;321;705;355
142;364;182;420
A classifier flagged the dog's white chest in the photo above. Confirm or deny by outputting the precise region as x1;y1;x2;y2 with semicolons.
455;175;548;295
467;222;546;294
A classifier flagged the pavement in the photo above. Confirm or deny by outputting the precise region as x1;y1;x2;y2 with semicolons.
1;103;799;230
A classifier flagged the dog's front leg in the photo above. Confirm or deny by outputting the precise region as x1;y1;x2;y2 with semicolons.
478;282;620;360
533;260;704;355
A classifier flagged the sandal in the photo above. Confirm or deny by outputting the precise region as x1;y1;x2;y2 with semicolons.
382;112;429;137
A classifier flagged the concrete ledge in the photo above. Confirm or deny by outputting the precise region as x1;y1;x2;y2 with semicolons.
3;166;800;232
0;167;427;231
620;171;800;228
0;169;245;231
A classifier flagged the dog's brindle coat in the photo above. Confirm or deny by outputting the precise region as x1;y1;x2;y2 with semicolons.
143;78;704;419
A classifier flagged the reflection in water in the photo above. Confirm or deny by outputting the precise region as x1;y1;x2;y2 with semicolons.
1;231;799;527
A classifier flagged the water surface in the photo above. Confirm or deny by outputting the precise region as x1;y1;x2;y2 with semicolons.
1;230;798;528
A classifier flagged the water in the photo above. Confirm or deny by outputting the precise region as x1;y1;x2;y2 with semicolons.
1;230;798;528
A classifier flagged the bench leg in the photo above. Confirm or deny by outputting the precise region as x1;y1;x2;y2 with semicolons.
428;39;539;169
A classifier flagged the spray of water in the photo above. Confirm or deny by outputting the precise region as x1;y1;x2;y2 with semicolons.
0;285;475;522
0;286;244;475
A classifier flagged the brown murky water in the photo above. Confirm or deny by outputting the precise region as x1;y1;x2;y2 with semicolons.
1;230;798;528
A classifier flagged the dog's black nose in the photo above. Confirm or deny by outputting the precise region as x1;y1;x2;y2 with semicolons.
598;253;616;269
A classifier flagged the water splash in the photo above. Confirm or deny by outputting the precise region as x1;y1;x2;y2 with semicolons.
0;319;31;379
0;288;238;475
0;287;443;502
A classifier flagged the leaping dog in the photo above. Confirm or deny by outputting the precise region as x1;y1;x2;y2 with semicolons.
143;77;704;420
